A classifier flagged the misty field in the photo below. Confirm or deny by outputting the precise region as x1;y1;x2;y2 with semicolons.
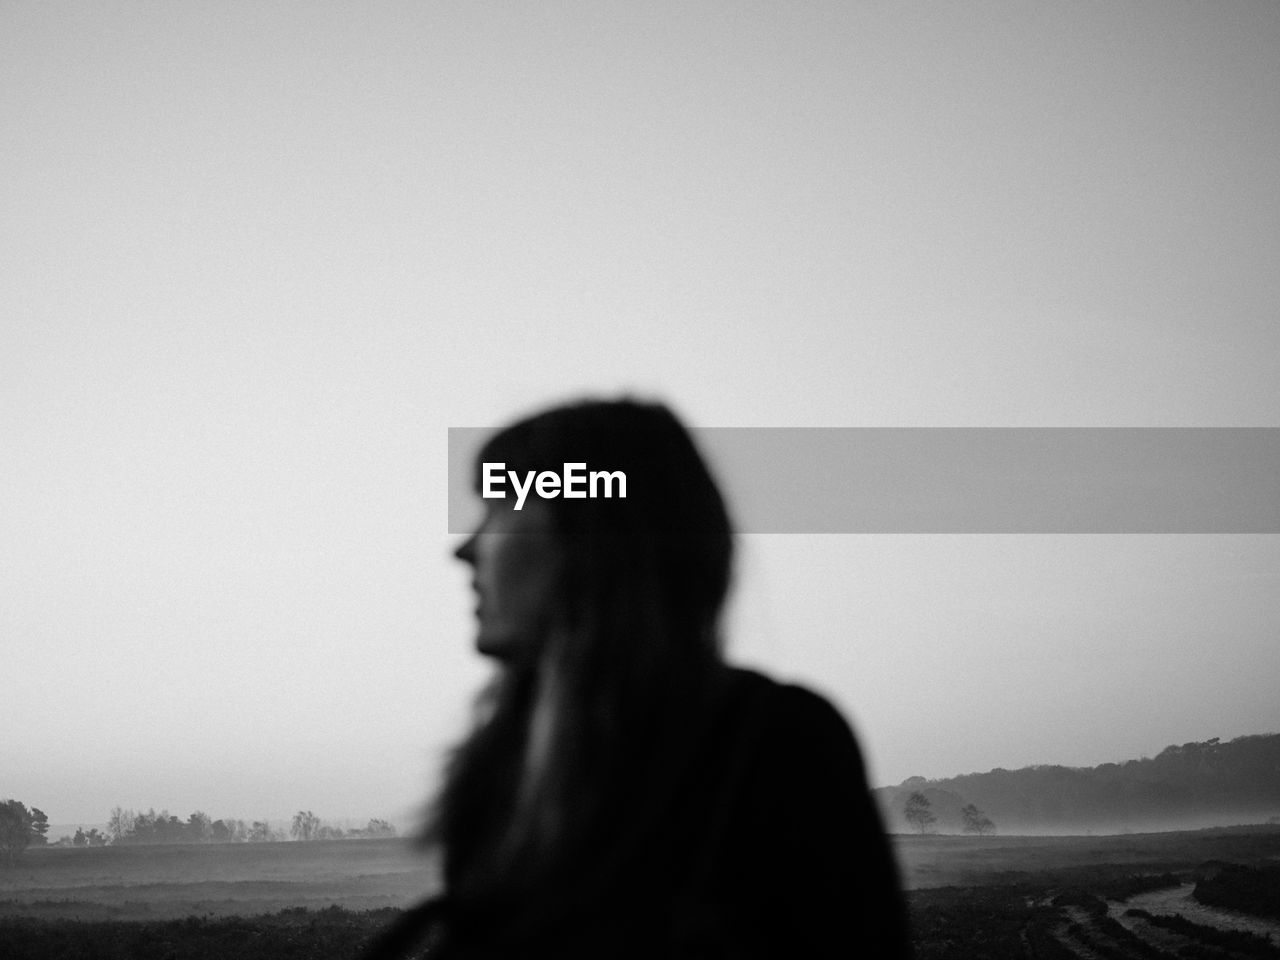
899;826;1280;959
3;828;1280;957
894;823;1280;889
0;838;436;921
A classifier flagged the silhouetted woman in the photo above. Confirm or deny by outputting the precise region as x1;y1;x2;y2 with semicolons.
368;398;911;958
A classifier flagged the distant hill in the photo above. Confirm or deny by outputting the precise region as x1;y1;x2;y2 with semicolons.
876;733;1280;835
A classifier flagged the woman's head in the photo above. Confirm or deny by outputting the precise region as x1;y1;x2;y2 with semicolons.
455;397;734;674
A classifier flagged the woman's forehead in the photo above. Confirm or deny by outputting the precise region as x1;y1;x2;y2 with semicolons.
479;497;557;532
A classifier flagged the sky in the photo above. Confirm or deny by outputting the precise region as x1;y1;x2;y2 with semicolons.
3;1;1279;830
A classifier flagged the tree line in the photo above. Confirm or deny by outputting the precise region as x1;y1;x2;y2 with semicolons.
0;799;397;861
286;810;396;842
102;807;397;845
104;808;283;845
878;732;1280;834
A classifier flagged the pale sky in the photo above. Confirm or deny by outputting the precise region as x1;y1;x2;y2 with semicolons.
3;1;1279;828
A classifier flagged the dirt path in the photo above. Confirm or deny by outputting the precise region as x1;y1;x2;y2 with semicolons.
1055;907;1108;959
1119;883;1280;942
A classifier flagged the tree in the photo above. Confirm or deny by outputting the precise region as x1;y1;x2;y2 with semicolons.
211;818;250;843
0;800;45;863
29;808;48;846
108;807;136;844
960;803;996;836
291;810;321;842
248;820;278;842
186;811;212;842
904;791;936;834
120;808;160;844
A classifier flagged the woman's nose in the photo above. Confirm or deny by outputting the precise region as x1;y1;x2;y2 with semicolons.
454;533;478;564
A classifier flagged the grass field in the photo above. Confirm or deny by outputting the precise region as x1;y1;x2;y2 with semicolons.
0;838;437;921
894;823;1280;889
3;827;1280;957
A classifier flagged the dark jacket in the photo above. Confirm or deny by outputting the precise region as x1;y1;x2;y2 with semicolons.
368;668;911;958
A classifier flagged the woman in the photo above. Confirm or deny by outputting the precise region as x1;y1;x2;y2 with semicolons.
369;398;910;958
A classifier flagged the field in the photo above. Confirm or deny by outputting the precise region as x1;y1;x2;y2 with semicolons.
895;825;1280;889
3;827;1280;957
899;826;1280;959
0;838;437;921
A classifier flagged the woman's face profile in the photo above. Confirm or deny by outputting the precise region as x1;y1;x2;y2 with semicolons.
454;499;563;661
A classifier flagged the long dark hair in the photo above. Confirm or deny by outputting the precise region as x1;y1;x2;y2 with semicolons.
428;398;734;931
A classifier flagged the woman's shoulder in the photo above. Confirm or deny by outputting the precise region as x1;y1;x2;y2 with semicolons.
712;666;871;797
722;666;861;744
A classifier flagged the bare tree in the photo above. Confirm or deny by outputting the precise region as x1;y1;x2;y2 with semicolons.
961;803;996;836
108;807;136;844
291;810;321;842
904;791;936;834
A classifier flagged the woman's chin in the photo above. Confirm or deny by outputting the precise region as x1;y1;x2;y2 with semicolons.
474;631;519;661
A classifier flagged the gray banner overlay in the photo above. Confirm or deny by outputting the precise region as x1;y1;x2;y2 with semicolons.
448;428;1280;534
